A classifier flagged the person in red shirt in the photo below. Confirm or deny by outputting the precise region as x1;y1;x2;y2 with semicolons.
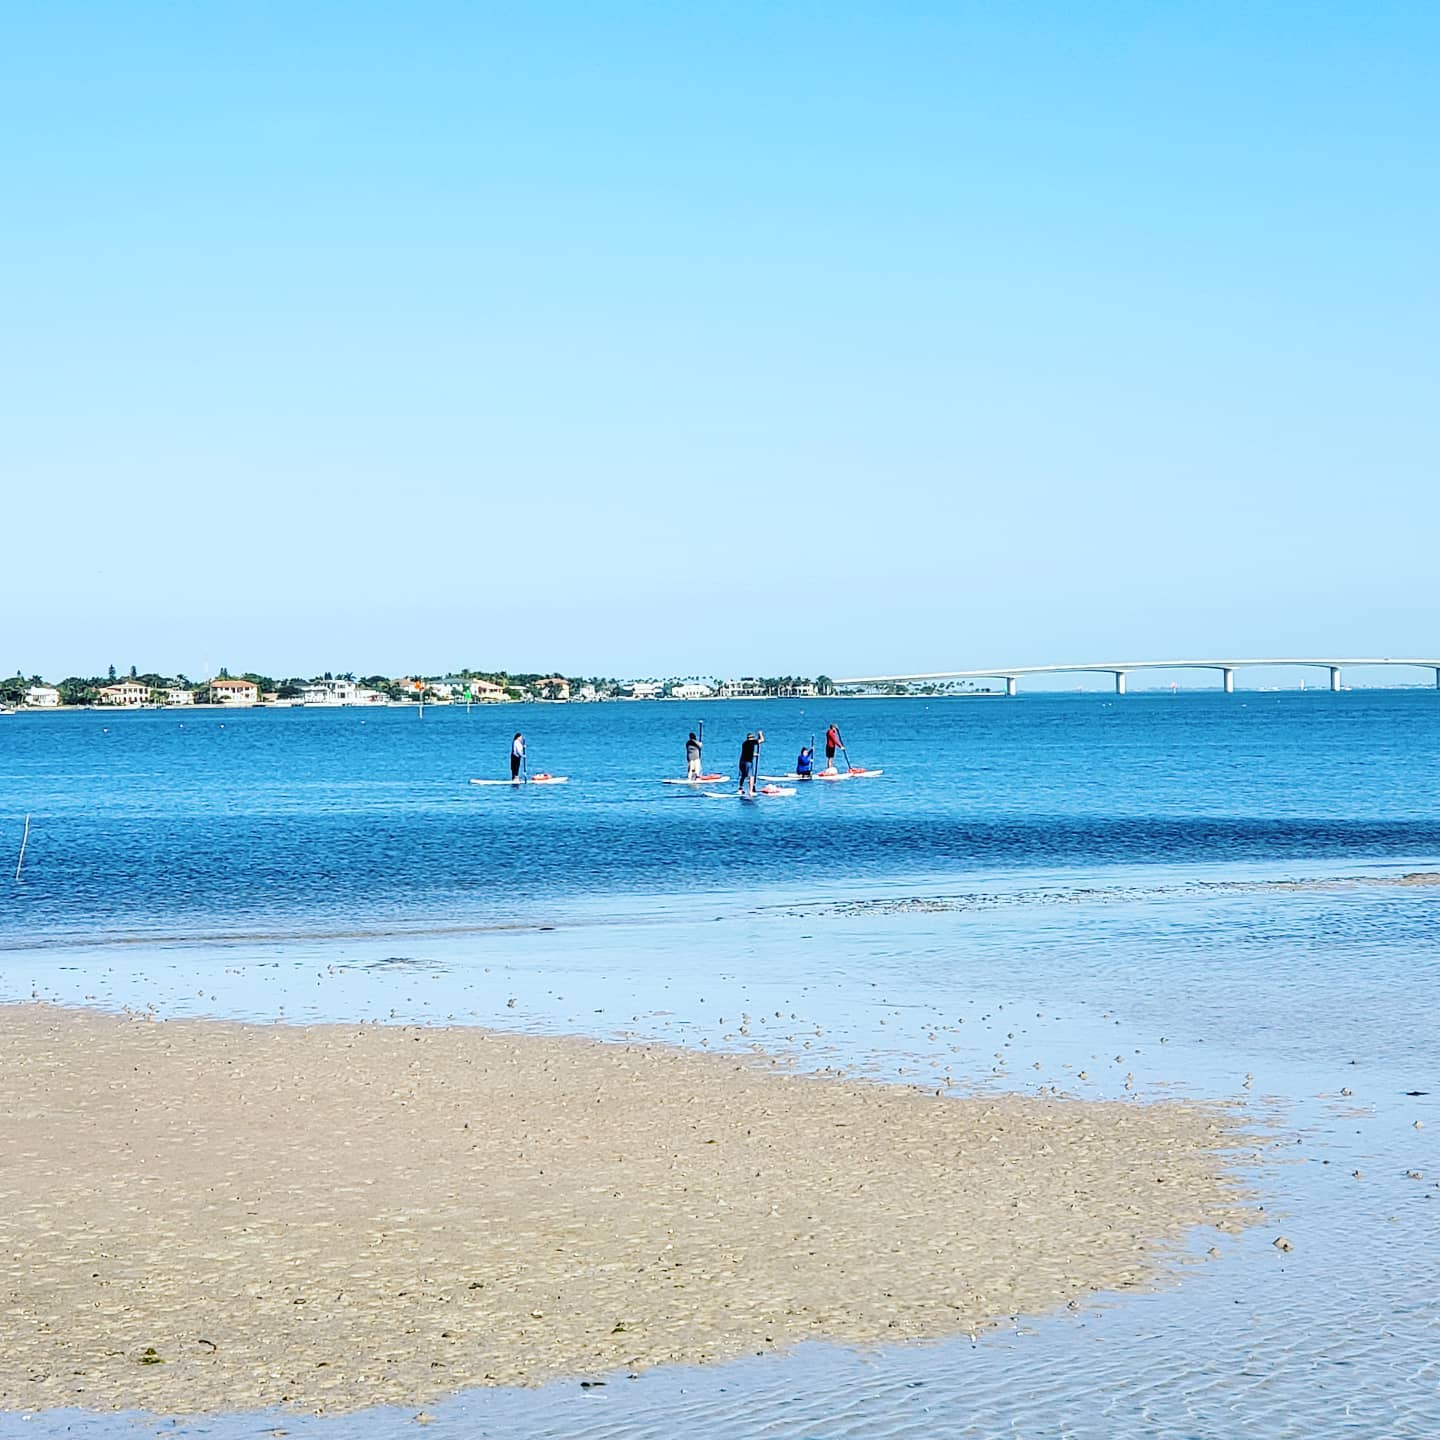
824;723;844;771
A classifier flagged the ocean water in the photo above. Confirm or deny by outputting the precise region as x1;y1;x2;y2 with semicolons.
3;692;1439;947
2;693;1438;1438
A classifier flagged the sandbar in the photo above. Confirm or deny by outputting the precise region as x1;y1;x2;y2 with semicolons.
0;1005;1252;1414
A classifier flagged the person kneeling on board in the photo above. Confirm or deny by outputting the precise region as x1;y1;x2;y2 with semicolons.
795;745;815;779
686;731;703;780
737;731;763;796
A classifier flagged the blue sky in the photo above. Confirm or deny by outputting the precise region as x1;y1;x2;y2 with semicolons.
3;2;1436;680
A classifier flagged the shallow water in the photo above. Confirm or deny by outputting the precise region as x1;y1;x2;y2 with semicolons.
4;692;1440;946
2;694;1438;1437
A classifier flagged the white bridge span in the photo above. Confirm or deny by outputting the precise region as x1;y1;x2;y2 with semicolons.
836;658;1440;696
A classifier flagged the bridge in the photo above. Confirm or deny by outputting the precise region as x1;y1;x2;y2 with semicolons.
836;658;1440;696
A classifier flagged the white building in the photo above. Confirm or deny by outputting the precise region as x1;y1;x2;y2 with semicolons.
98;681;150;707
210;678;259;706
163;688;195;706
670;681;713;701
24;685;60;707
716;678;765;699
625;681;663;699
299;679;358;705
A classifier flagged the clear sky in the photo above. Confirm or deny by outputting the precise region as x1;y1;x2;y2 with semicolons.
3;2;1437;681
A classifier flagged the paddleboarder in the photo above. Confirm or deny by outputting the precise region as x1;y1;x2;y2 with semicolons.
685;730;703;781
510;732;526;781
824;722;844;772
795;744;815;779
737;730;763;797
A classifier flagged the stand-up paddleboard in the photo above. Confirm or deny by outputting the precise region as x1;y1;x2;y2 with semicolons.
470;773;569;786
704;784;797;799
760;767;884;782
661;773;730;785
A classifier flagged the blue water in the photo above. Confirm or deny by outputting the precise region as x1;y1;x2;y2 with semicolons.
2;692;1439;1439
3;692;1439;946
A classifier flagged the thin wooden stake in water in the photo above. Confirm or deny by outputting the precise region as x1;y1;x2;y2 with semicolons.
14;814;30;881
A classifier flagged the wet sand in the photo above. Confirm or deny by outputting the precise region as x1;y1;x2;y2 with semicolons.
0;1005;1253;1415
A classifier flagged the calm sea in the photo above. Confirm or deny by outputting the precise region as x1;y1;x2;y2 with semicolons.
3;691;1439;946
2;692;1438;1439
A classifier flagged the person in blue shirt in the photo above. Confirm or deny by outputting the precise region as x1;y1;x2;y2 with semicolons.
795;745;815;779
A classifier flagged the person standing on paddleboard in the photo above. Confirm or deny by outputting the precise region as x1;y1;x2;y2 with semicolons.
824;722;844;772
510;732;525;781
737;731;763;797
686;731;703;781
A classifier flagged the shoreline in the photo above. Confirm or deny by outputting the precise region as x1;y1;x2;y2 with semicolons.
0;1005;1255;1416
5;864;1436;957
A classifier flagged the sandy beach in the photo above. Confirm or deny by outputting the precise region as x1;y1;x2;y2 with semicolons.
0;1005;1254;1416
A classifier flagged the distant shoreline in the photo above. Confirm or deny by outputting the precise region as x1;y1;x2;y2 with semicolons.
7;685;1438;717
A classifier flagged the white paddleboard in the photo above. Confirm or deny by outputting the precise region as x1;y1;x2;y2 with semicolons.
704;785;797;799
470;775;569;786
661;774;730;785
759;768;884;782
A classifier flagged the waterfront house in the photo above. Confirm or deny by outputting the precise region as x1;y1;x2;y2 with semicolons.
163;688;195;706
24;685;60;707
210;677;259;706
98;681;150;707
299;679;358;705
670;681;714;701
715;678;765;699
449;678;508;702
